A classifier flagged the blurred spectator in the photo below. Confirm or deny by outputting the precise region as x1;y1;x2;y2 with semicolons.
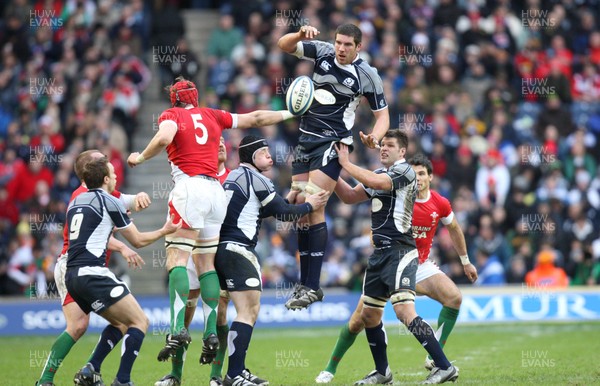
470;213;511;267
474;248;506;286
563;141;597;184
525;250;569;287
475;148;511;208
6;155;54;204
207;13;243;68
535;96;575;139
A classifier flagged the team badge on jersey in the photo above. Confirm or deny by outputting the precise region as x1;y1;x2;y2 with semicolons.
430;211;439;225
343;77;355;88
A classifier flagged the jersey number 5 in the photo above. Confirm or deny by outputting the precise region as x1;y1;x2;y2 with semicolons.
191;113;208;145
69;213;84;240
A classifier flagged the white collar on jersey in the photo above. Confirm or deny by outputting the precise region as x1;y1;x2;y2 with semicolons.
415;190;431;203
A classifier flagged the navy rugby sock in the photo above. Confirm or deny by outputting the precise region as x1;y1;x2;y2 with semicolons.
409;316;451;370
305;223;327;290
365;322;389;376
227;321;253;379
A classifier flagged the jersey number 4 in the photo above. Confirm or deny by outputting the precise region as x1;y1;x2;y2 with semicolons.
191;113;208;145
69;213;84;240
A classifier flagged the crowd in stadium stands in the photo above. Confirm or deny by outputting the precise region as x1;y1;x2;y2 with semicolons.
1;0;600;296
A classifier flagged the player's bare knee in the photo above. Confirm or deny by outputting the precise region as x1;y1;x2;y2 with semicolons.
348;317;365;333
67;317;88;340
136;315;149;332
166;247;189;271
444;288;462;309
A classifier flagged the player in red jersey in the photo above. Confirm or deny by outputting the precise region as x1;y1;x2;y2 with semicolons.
156;137;233;386
126;76;294;372
314;153;478;384
36;150;151;386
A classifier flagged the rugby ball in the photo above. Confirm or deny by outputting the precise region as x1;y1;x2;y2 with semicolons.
286;76;314;116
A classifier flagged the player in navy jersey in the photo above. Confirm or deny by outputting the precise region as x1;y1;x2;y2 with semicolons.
214;135;329;386
37;149;151;386
65;157;181;386
332;130;458;384
316;153;477;384
278;23;389;309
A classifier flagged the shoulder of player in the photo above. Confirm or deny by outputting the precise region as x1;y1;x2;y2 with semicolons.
355;60;382;79
247;166;273;186
429;189;450;204
388;162;414;177
99;190;124;208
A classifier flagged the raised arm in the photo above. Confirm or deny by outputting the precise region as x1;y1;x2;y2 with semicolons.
277;25;320;53
335;177;369;204
336;143;392;190
236;110;293;129
360;108;389;149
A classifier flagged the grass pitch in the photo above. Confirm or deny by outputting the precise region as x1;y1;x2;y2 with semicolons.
14;321;600;385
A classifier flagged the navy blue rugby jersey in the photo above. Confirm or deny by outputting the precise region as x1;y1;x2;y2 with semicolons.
66;189;131;268
219;165;276;247
363;161;417;250
293;41;387;140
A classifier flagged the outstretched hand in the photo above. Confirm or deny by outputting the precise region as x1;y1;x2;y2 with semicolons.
299;25;320;39
120;245;145;269
359;131;380;149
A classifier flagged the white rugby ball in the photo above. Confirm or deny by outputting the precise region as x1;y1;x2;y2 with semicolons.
286;75;314;116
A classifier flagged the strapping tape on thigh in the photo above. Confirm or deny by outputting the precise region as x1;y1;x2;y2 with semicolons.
305;181;323;195
362;295;387;309
291;181;307;192
186;297;199;307
165;237;195;253
193;240;218;254
390;290;415;304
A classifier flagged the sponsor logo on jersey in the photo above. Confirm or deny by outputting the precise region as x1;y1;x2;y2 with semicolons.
226;279;234;288
320;61;331;71
402;277;410;286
